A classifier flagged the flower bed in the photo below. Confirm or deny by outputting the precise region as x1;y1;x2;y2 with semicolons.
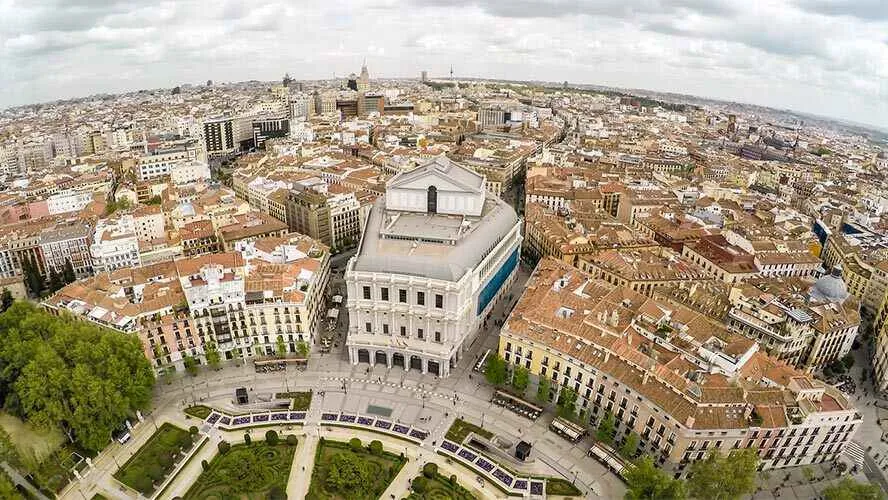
374;420;392;430
357;416;374;426
476;458;494;473
289;412;305;421
457;449;477;462
441;440;459;453
206;413;220;425
271;413;287;421
492;469;513;487
253;414;269;422
393;424;409;434
321;413;337;421
338;414;356;423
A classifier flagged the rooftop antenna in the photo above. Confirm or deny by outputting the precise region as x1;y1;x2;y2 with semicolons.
450;65;453;80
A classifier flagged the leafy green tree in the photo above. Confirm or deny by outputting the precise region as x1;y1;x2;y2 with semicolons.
204;342;221;370
0;469;23;500
620;432;640;459
0;289;13;313
295;340;310;358
62;259;76;284
822;477;885;500
595;411;616;445
276;336;287;357
687;449;758;500
536;376;551;403
265;430;279;445
183;355;198;376
326;452;372;493
0;302;154;452
484;353;508;386
557;386;578;418
21;257;44;297
512;365;529;392
48;268;63;292
624;455;686;500
369;440;383;455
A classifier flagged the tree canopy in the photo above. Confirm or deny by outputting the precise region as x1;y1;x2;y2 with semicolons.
0;302;155;452
596;411;616;445
511;365;529;392
624;455;686;500
325;452;373;494
822;477;885;500
687;449;758;500
484;353;508;386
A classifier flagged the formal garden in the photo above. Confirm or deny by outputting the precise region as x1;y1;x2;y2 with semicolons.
182;431;296;500
445;418;493;444
408;463;477;500
306;437;406;500
275;391;313;411
114;423;196;496
185;405;213;420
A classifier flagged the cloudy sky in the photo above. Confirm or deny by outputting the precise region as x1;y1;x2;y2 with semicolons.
1;0;886;129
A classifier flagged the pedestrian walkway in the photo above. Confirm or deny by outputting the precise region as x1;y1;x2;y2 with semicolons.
843;441;866;470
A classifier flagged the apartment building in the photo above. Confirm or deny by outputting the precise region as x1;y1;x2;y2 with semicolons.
90;215;142;273
39;223;93;277
44;234;330;373
137;146;199;181
500;259;861;476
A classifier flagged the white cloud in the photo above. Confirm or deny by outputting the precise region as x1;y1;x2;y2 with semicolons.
0;0;885;129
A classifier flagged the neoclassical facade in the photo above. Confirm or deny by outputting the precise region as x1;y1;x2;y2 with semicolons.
345;157;522;376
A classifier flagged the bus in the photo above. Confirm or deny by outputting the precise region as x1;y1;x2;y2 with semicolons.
588;442;635;480
549;416;587;443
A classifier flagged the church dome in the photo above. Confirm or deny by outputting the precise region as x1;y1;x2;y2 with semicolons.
809;265;850;304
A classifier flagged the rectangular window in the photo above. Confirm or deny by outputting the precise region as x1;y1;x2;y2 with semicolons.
382;324;389;335
418;328;424;340
435;294;443;308
400;326;406;337
434;331;441;342
381;287;389;301
365;322;371;333
363;286;371;299
399;289;407;303
417;292;425;306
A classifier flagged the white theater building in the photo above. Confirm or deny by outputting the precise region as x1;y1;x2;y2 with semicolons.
345;157;522;376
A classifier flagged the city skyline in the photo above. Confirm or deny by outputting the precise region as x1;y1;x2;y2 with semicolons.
1;0;887;129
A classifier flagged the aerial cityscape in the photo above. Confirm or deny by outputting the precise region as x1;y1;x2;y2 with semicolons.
1;2;888;500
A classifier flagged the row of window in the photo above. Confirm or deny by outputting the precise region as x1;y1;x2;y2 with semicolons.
364;322;443;342
361;286;444;308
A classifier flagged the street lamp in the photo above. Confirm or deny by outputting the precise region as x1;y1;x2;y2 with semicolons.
481;412;485;428
572;469;578;485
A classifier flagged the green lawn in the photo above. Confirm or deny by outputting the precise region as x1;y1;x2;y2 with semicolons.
307;439;406;500
276;391;313;411
113;423;193;495
183;441;296;499
407;471;477;499
185;405;213;419
445;418;493;444
0;412;66;468
546;477;582;496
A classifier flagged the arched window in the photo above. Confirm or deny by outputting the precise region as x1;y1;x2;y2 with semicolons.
427;185;437;214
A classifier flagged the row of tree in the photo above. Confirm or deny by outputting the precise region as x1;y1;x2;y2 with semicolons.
624;449;882;500
0;302;155;452
21;256;77;297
